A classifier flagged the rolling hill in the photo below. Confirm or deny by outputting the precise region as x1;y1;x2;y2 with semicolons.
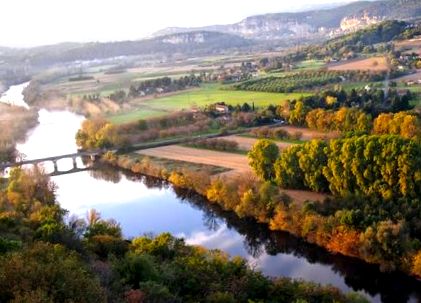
0;31;255;68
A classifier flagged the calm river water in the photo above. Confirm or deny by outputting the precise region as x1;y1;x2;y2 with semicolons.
2;83;421;303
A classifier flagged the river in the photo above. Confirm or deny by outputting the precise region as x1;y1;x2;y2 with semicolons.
2;83;421;303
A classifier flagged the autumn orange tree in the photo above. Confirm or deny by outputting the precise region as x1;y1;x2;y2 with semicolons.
305;107;372;132
373;112;421;139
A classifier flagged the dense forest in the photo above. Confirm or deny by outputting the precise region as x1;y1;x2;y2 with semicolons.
306;20;411;60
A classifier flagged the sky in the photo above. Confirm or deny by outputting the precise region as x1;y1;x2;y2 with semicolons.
0;0;364;47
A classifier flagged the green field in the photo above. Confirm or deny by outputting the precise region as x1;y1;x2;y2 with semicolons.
144;85;305;111
295;60;326;71
108;84;309;124
109;108;168;124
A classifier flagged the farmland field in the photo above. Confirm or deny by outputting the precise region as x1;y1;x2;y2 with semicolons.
395;38;421;55
109;84;308;123
108;108;168;123
295;60;326;71
327;56;389;71
138;145;251;174
139;84;305;110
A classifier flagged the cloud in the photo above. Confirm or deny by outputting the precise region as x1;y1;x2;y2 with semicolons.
181;226;249;257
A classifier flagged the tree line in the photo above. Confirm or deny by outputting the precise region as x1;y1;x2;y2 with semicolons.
76;108;277;150
128;75;202;98
278;87;413;123
270;136;421;199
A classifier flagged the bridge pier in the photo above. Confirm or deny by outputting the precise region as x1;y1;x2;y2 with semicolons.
52;160;58;172
72;157;78;169
90;154;98;161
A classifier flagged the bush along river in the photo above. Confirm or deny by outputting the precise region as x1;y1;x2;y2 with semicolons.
2;82;421;303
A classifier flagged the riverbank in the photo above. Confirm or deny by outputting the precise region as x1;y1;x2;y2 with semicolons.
102;150;421;282
0;104;39;164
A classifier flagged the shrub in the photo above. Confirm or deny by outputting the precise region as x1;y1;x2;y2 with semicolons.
189;138;239;152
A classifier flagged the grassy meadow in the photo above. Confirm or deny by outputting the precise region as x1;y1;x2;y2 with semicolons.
295;60;326;71
109;84;309;124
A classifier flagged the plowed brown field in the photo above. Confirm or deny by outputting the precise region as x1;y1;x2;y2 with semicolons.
328;56;389;71
137;145;327;203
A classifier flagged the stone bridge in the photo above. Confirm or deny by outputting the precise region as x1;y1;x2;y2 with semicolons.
0;151;102;173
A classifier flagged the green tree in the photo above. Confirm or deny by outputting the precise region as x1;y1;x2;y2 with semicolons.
274;145;305;189
298;140;329;192
248;139;280;181
0;242;106;303
289;101;308;126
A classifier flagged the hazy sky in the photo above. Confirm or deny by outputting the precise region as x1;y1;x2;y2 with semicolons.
0;0;363;47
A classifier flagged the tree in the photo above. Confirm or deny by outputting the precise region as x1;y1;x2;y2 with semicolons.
289;101;308;126
326;96;338;106
248;139;280;181
86;209;101;226
373;112;420;139
298;140;329;192
373;113;393;135
275;145;305;189
412;250;421;276
0;242;106;302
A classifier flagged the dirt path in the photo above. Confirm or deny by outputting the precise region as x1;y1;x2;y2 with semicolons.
137;145;327;203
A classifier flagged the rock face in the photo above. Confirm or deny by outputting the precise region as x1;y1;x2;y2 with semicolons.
153;0;421;42
228;17;316;40
162;33;206;44
340;14;383;32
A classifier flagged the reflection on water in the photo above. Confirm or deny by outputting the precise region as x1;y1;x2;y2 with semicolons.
173;188;421;303
16;109;85;159
76;166;421;303
0;82;30;109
